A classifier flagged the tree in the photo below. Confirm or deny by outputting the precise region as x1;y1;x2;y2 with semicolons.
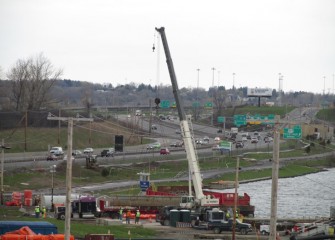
7;53;63;111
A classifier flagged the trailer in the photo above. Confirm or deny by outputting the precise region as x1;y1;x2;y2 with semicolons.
96;195;180;219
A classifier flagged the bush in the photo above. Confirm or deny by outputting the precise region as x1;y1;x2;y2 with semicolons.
101;167;109;177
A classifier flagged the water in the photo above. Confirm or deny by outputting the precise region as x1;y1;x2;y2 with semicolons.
220;168;335;219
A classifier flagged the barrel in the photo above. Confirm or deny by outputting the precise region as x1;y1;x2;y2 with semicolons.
24;198;32;206
169;209;180;227
24;190;33;199
180;209;191;223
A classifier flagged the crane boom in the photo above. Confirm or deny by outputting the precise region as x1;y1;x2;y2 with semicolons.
155;27;219;208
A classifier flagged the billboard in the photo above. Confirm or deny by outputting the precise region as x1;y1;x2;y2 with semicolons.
247;88;272;97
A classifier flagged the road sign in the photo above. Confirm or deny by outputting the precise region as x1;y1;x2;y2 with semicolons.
219;140;232;150
160;100;170;108
204;102;213;108
234;115;246;127
217;116;225;123
283;125;302;139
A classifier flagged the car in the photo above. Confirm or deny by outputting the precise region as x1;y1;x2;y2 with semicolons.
72;150;82;156
253;132;261;140
101;148;115;157
47;154;58;161
214;137;221;142
83;147;94;154
195;139;203;145
159;148;170;155
175;129;181;134
147;142;161;150
251;137;258;143
151;124;157;130
49;146;64;156
203;136;210;142
264;136;273;143
217;129;223;133
236;141;244;148
170;141;183;147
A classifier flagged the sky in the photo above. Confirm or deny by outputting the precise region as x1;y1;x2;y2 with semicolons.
1;0;335;94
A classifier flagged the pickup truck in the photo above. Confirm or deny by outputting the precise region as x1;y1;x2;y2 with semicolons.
207;218;252;235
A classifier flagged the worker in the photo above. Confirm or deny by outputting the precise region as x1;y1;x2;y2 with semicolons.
119;208;123;221
126;210;131;224
42;206;47;218
35;205;40;218
225;211;231;219
135;209;141;224
235;210;239;219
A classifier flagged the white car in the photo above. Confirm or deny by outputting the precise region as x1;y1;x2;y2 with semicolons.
50;146;64;156
83;148;94;154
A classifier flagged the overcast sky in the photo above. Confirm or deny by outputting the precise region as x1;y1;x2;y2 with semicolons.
1;0;334;94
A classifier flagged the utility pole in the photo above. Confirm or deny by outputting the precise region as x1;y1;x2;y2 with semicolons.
211;67;215;126
232;156;240;240
269;131;280;240
47;113;93;240
58;109;61;144
25;111;27;151
1;139;10;205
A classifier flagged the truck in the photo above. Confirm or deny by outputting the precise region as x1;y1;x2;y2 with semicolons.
155;27;254;225
54;196;97;220
156;26;220;209
135;109;142;116
207;218;253;235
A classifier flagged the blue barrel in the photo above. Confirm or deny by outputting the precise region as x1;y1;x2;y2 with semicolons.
169;209;180;227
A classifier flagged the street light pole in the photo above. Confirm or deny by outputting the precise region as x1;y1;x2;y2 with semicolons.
211;67;215;126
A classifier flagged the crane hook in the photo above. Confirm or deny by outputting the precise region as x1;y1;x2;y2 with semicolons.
152;44;155;52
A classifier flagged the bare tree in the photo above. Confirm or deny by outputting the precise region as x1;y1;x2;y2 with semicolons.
81;83;94;116
7;53;63;111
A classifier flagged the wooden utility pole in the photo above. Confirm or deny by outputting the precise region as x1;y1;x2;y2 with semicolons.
47;113;93;240
232;156;240;240
269;131;280;239
1;139;4;205
58;109;61;144
25;111;27;151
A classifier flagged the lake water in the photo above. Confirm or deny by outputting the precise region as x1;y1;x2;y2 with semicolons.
219;168;335;219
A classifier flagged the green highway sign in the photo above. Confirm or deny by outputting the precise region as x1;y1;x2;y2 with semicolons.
219;140;232;150
160;100;170;108
283;125;302;139
217;116;225;123
204;102;213;108
234;115;247;127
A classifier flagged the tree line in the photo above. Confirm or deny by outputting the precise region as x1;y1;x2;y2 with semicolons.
0;53;334;114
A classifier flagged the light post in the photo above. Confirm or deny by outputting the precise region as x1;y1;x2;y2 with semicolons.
1;139;11;205
211;67;215;126
196;68;200;120
50;165;56;211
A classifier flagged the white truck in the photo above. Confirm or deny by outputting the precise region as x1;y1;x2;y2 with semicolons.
135;110;142;116
49;146;64;156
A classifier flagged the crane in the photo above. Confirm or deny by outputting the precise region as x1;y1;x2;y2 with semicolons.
155;27;219;208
